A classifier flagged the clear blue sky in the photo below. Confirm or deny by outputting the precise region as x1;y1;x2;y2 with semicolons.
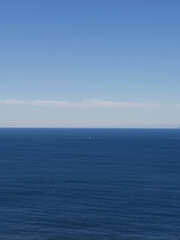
0;0;180;127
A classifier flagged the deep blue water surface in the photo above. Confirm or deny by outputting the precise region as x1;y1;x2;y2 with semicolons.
0;128;180;240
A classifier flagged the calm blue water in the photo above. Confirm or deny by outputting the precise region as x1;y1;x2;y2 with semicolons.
0;128;180;240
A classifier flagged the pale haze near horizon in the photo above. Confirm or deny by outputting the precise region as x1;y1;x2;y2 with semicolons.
0;0;180;128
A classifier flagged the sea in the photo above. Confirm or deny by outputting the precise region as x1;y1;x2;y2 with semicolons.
0;128;180;240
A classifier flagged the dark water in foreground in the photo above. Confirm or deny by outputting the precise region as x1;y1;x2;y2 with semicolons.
0;128;180;240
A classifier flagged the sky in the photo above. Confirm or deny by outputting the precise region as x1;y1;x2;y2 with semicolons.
0;0;180;128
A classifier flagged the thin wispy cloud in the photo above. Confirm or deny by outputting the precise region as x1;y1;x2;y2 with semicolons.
0;99;157;108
